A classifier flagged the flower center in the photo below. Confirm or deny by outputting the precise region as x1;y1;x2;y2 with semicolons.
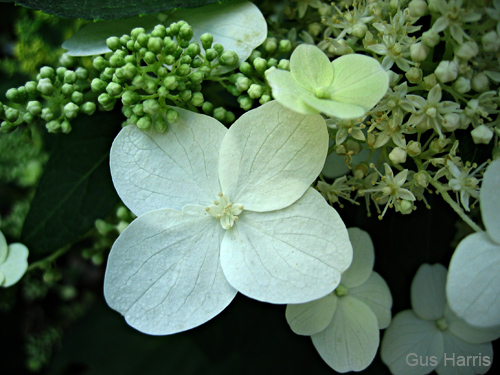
315;86;331;99
205;192;244;230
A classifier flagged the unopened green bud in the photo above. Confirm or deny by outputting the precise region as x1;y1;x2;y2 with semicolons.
238;95;253;111
259;94;272;105
131;27;146;39
6;88;21;103
186;43;201;58
25;81;38;95
61;83;74;96
106;82;123;97
61;120;72;134
239;62;253;75
137;115;152;130
164;38;177;54
248;84;263;99
180;55;192;65
143;99;160;115
265;38;278;53
163;76;178;90
279;39;292;53
213;107;226;121
109;53;125;67
121;90;140;106
81;102;96;115
40;66;55;80
100;67;115;81
93;56;108;71
176;64;191;76
41;108;54;121
278;59;290;70
23;112;34;124
227;85;242;97
148;37;164;53
179;89;192;102
414;171;429;188
166;108;180;123
236;76;251;91
37;78;54;95
5;107;19;122
267;58;278;68
407;140;422;156
202;101;214;115
98;93;113;106
213;43;224;55
220;50;239;66
144;80;158;94
64;102;79;119
133;103;144;116
0;121;15;132
106;36;121;51
46;120;61;133
191;92;204;107
59;53;77;67
179;24;193;41
249;50;262;63
405;67;422;83
253;57;268;73
200;33;213;50
152;24;167;38
205;48;218;61
143;51;156;64
27;101;42;116
71;91;84;104
224;111;235;123
155;116;168;132
91;78;106;93
395;199;413;215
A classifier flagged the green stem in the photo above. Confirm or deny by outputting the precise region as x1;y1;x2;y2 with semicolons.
27;245;71;272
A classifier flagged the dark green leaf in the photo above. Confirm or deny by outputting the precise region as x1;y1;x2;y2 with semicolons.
21;112;121;256
0;0;236;20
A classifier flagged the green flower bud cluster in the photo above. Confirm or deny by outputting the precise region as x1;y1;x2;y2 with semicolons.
1;61;94;134
95;22;241;130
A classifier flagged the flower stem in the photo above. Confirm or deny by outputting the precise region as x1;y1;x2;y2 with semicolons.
27;245;71;272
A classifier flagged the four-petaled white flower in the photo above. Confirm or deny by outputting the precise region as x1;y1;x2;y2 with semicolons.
286;227;392;373
0;230;29;288
104;101;353;335
381;263;500;375
447;159;500;328
265;44;389;119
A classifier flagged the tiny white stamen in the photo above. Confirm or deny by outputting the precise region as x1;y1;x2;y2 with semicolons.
206;193;244;230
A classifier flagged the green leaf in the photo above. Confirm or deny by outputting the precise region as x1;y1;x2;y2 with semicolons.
0;0;237;20
21;111;121;256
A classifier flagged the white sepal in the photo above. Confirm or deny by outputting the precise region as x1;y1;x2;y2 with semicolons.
411;263;447;320
341;227;374;288
286;293;337;336
0;243;29;288
480;159;500;244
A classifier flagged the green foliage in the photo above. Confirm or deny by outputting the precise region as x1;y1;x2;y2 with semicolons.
21;111;121;257
0;0;237;20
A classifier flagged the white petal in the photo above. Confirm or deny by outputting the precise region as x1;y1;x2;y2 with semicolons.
0;231;7;264
480;159;500;244
436;331;492;375
381;310;444;375
444;304;500;344
411;263;448;320
266;69;320;115
220;188;352;304
329;54;389;113
311;296;380;372
218;101;328;212
286;293;337;336
0;243;29;287
350;272;393;329
110;107;226;216
341;227;374;288
103;208;237;335
300;94;369;119
446;232;500;328
290;44;334;91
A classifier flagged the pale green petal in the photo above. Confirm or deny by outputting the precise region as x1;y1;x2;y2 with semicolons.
219;101;328;212
381;310;444;375
0;243;29;288
480;159;500;244
329;54;389;113
300;94;369;119
311;296;380;372
266;69;320;115
446;232;500;328
341;227;374;288
411;263;447;320
444;304;500;344
103;209;237;335
110;107;226;216
290;44;334;91
350;272;393;329
286;293;337;336
0;231;7;264
220;188;352;304
436;331;492;375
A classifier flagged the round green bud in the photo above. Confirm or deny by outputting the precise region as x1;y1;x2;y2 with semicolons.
63;102;79;119
224;111;235;123
253;57;268;73
155;116;168;132
137;115;153;130
121;90;140;106
278;59;290;70
106;36;121;51
75;67;89;81
6;88;21;103
59;53;77;68
179;89;192;102
267;58;278;68
71;91;83;104
25;81;38;95
248;84;263;99
205;49;218;61
238;95;253;111
278;39;292;53
61;120;72;134
37;78;54;95
157;66;169;78
186;42;201;57
121;63;137;80
213;107;226;121
213;43;224;55
91;78;106;93
40;66;55;80
0;121;15;132
236;76;251;91
177;81;187;91
41;108;54;121
164;38;177;54
239;62;253;75
202;101;214;115
166;109;180;123
98;93;113;106
191;56;203;68
173;47;183;60
5;107;19;122
17;86;28;102
46;120;61;133
148;37;164;54
198;66;212;78
188;72;204;85
132;74;145;89
109;53;125;68
259;94;271;105
179;24;193;41
249;50;262;63
131;27;146;40
100;67;115;81
106;82;123;97
176;64;191;76
151;24;167;38
163;54;175;65
144;80;158;94
122;106;134;118
220;50;239;66
124;55;135;64
143;51;157;65
157;86;169;98
143;99;160;115
227;85;242;97
263;38;278;53
56;67;68;80
126;40;136;51
93;56;109;71
133;103;144;116
200;33;213;50
81;102;97;115
61;84;74;97
23;112;34;124
169;22;181;36
27;101;42;116
190;92;204;107
120;34;131;46
163;75;178;90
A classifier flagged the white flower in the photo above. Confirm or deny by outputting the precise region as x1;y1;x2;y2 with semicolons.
430;0;481;44
0;230;29;288
286;228;392;373
470;124;494;144
447;159;500;328
266;44;388;119
446;160;485;211
104;101;353;335
381;263;499;375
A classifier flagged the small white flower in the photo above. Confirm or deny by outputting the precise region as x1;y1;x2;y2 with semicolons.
0;230;29;288
471;124;494;144
447;159;500;328
104;101;353;335
286;228;392;373
446;160;484;211
381;263;499;375
434;60;458;83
